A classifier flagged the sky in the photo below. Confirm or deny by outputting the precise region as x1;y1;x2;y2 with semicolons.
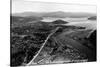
12;0;96;13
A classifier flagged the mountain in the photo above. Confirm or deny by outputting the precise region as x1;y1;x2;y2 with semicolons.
52;19;69;24
12;11;96;18
88;16;97;20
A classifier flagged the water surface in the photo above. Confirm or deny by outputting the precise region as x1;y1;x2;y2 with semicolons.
42;17;97;30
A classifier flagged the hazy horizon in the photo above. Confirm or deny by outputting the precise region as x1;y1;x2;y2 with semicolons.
12;0;96;14
12;11;96;15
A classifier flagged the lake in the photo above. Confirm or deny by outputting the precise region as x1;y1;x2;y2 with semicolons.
41;17;97;30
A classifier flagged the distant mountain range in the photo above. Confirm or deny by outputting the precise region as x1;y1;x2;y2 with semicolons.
12;11;96;18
